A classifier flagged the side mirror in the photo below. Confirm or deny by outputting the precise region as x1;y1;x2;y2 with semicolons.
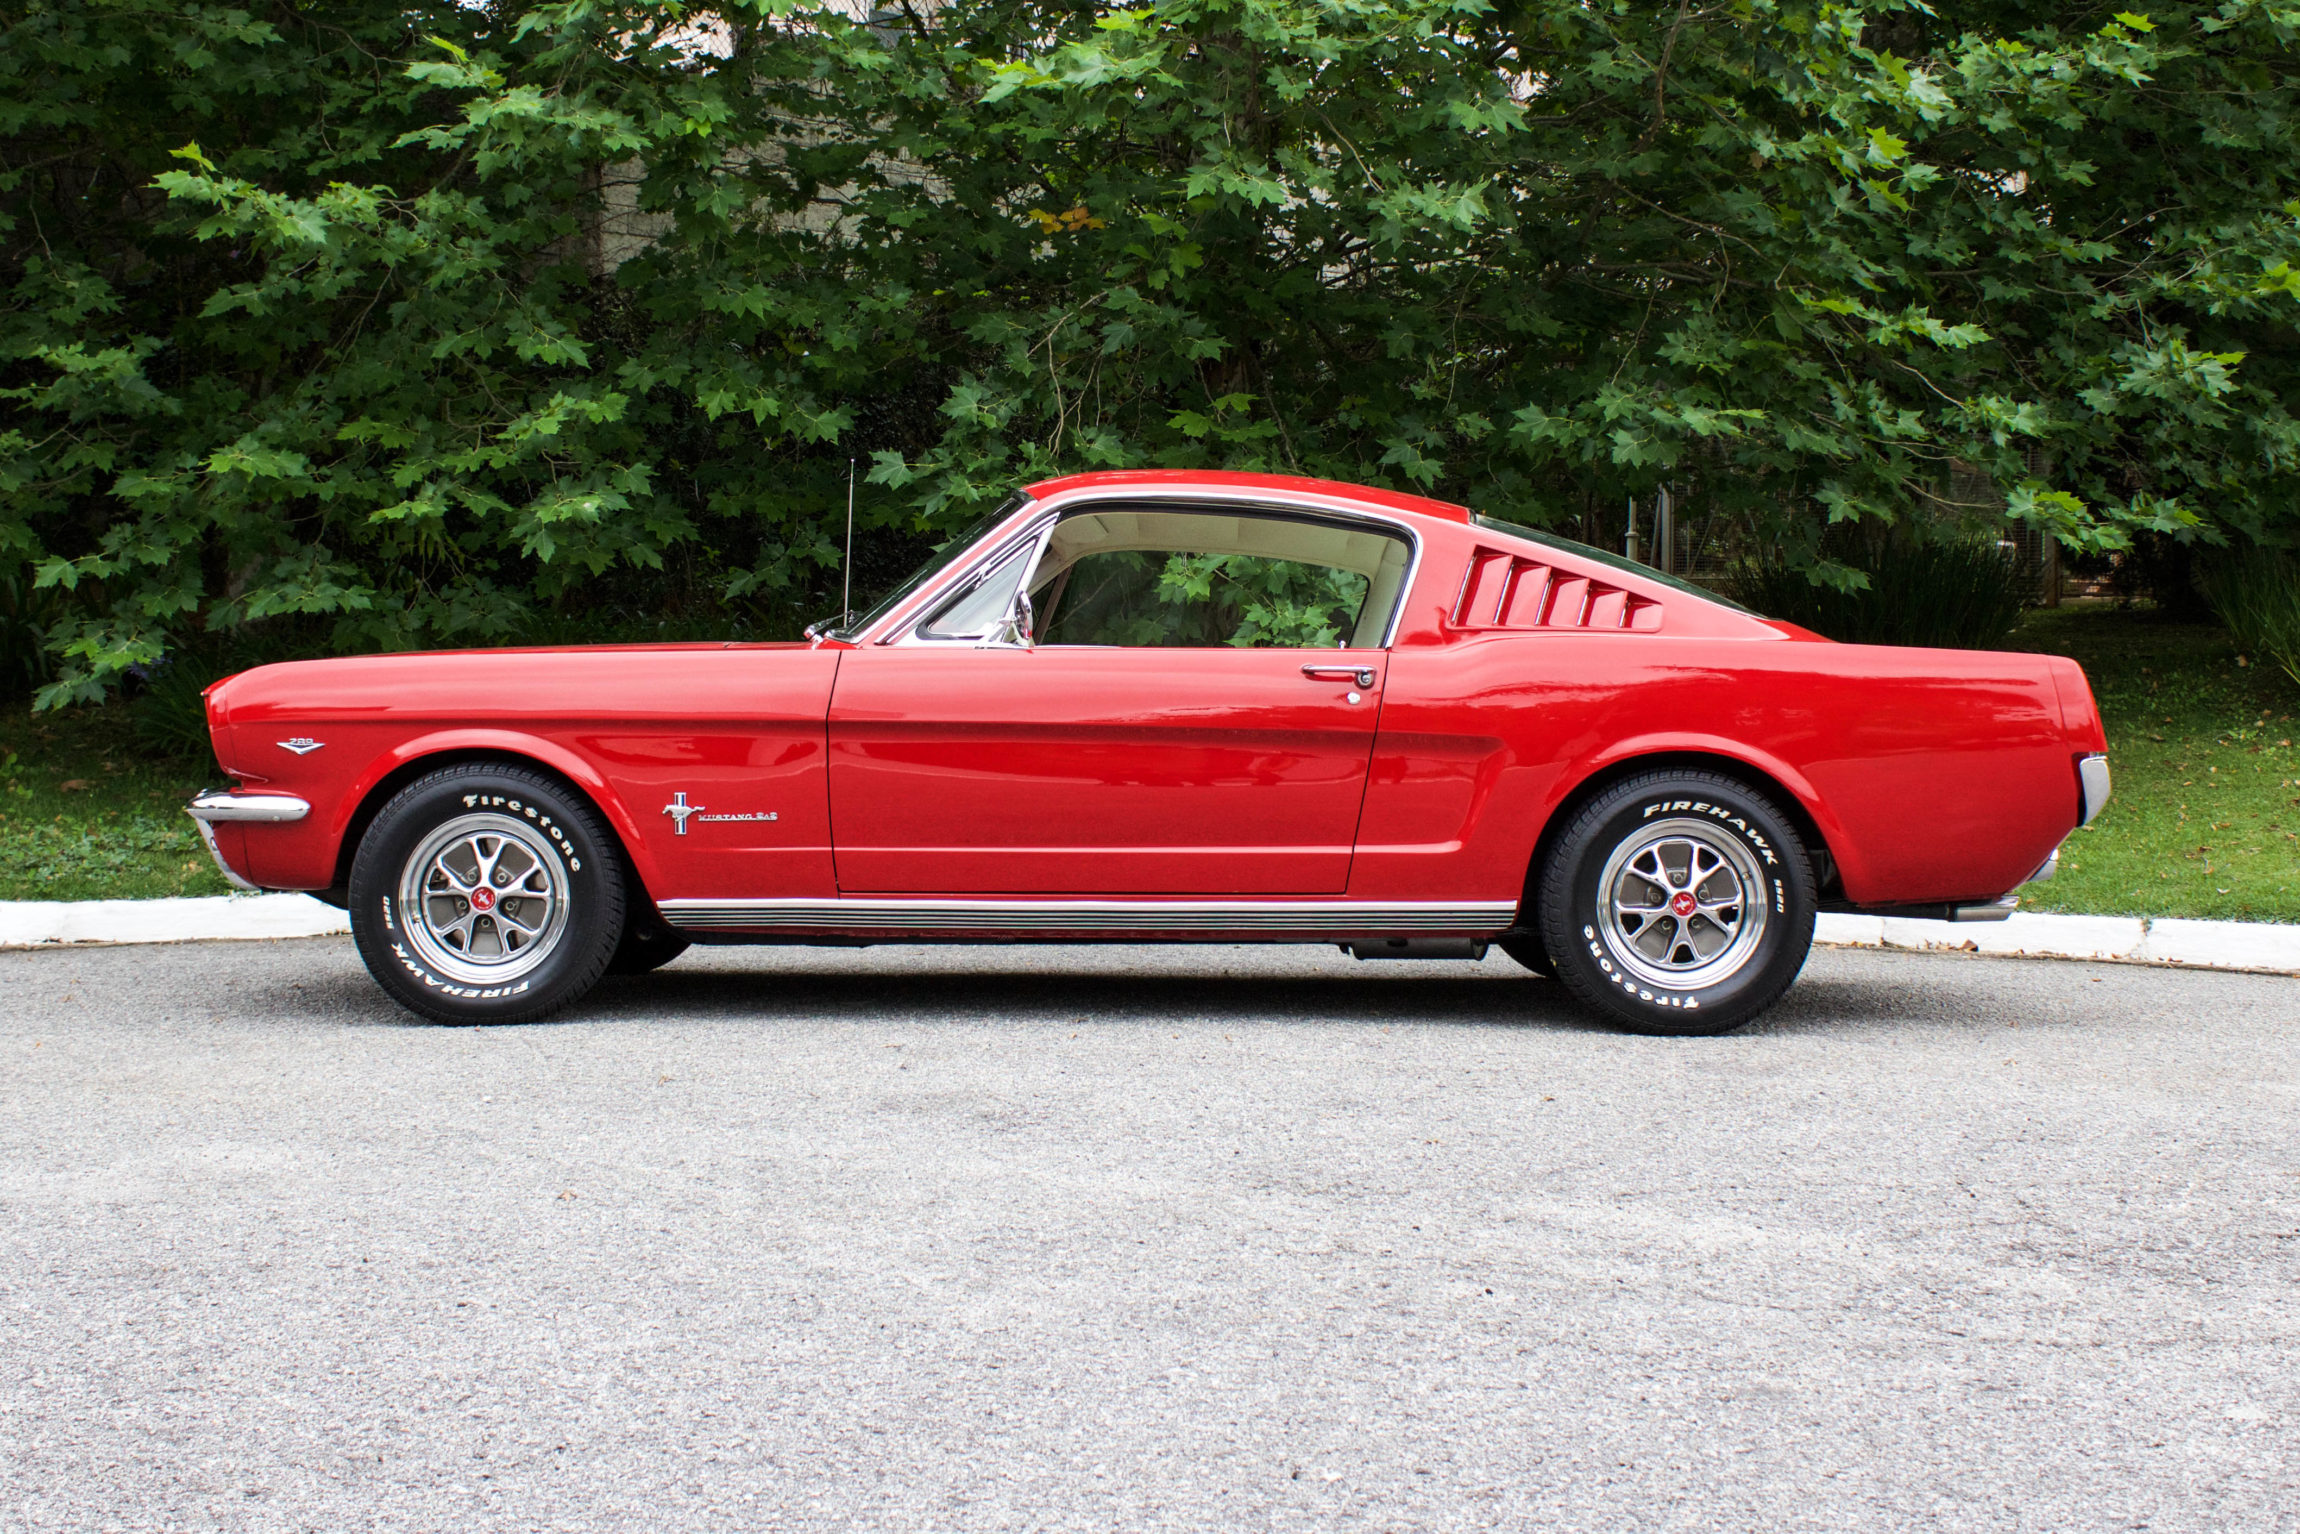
992;588;1036;649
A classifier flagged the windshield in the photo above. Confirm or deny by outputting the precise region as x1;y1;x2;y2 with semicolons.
825;496;1027;641
1472;515;1756;615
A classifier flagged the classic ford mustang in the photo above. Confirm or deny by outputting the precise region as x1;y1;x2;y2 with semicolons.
190;470;2109;1034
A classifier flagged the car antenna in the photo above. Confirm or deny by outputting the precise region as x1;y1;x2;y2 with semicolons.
842;456;857;626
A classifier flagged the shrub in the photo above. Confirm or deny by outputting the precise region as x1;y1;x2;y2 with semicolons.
1736;536;2028;650
8;2;2300;705
2199;545;2300;691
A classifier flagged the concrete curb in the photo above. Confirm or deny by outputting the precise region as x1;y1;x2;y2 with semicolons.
1;896;2294;976
1814;911;2300;976
0;894;350;949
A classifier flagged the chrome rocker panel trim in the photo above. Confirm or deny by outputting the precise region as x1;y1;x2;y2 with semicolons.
659;898;1520;936
185;789;312;895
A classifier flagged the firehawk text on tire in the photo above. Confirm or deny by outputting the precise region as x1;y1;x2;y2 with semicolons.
348;764;625;1025
1538;770;1816;1036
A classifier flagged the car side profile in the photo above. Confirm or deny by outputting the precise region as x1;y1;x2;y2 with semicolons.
189;471;2109;1035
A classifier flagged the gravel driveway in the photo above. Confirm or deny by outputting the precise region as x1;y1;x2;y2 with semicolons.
2;938;2295;1532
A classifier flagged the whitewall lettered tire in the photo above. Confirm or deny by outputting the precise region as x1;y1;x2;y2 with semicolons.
349;764;626;1024
1537;770;1816;1036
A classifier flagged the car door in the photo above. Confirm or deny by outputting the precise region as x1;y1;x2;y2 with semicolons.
826;504;1412;895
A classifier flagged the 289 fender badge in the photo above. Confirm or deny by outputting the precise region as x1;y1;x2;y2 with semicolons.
278;737;324;755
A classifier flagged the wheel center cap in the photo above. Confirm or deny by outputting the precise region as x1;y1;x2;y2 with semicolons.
469;886;496;912
1669;891;1698;918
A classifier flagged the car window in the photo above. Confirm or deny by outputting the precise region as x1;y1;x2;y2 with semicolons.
915;545;1032;641
1027;508;1410;649
835;495;1026;640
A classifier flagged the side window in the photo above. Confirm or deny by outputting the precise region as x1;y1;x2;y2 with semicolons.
1029;509;1410;650
916;546;1030;641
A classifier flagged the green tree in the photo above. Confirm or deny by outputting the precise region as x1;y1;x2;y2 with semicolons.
6;0;2299;704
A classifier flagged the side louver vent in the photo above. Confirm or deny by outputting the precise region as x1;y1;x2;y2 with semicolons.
1449;548;1663;632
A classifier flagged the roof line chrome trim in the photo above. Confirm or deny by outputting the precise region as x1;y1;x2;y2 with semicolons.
853;485;1430;651
659;897;1518;934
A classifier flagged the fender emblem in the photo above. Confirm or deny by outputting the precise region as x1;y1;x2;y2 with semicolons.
277;737;324;755
663;791;702;835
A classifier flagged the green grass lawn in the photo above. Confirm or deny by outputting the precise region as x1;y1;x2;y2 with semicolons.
0;702;230;902
2010;605;2299;923
3;607;2295;919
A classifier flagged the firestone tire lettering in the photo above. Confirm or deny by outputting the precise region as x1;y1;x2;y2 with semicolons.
352;764;625;1026
1539;770;1816;1037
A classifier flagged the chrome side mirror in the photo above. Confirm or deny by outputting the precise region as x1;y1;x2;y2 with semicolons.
991;588;1036;649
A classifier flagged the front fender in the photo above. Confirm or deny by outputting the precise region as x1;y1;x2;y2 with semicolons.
236;727;665;897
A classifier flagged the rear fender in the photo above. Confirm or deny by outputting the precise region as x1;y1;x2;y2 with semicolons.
1536;735;1862;895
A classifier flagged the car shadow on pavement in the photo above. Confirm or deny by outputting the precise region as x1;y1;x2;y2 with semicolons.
581;963;1602;1033
211;937;2047;1038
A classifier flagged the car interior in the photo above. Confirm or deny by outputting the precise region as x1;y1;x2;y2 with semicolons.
914;505;1412;648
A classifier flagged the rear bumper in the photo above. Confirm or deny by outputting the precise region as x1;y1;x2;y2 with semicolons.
2078;753;2111;826
1829;896;2019;924
185;789;310;892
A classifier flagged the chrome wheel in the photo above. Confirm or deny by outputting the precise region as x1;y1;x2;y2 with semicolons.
396;813;569;987
1596;817;1769;991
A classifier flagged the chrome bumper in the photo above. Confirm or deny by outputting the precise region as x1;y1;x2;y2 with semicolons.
2078;753;2111;826
185;789;309;893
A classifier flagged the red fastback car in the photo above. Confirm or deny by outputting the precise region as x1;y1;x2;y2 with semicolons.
191;471;2109;1034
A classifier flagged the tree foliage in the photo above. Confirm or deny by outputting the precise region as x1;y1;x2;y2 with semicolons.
6;0;2299;703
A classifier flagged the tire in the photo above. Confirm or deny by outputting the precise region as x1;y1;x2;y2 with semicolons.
349;764;626;1025
1537;770;1816;1036
1497;933;1555;978
607;914;691;976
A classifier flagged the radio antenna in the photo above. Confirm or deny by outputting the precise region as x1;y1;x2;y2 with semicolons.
842;457;857;625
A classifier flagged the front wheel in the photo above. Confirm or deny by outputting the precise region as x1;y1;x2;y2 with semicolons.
1537;771;1815;1036
349;764;626;1025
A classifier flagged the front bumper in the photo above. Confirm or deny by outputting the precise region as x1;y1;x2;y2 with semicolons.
185;788;310;893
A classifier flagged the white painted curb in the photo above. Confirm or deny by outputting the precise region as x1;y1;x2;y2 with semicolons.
0;894;350;950
1814;911;2300;976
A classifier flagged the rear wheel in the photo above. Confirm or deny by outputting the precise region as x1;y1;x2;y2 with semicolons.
1537;770;1815;1036
349;764;625;1025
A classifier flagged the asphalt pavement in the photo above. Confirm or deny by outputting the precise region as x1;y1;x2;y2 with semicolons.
2;937;2296;1533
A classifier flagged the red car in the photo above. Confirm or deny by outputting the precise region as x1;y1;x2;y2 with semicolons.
189;471;2109;1035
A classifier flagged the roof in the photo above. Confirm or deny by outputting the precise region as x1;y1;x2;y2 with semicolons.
1021;470;1475;525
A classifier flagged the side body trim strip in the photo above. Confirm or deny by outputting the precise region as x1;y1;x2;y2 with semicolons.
659;898;1519;934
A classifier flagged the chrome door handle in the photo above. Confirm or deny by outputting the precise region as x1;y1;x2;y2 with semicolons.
1301;664;1376;688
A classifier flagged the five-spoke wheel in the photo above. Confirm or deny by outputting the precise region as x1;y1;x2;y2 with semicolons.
398;815;570;986
349;764;625;1024
1598;820;1769;991
1538;770;1815;1035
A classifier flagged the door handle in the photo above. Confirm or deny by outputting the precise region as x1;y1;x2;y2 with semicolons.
1301;664;1376;688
